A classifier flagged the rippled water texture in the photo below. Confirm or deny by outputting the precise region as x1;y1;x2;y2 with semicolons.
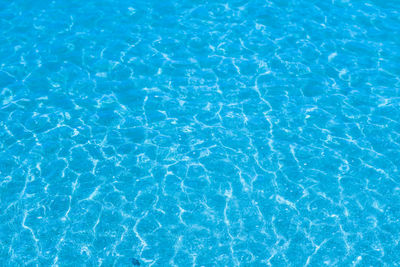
1;0;400;266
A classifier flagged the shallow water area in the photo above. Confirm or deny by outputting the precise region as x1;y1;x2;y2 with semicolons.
1;0;400;266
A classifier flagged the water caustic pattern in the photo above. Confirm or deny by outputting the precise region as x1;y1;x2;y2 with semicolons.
1;0;400;266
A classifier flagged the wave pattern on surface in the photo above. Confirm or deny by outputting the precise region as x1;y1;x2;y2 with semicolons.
1;0;400;266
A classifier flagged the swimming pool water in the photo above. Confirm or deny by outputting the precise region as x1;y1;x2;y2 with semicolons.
1;0;400;266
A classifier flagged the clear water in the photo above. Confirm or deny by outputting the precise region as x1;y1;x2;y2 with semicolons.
1;0;400;266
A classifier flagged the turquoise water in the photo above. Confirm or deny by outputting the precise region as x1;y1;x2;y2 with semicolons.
1;0;400;266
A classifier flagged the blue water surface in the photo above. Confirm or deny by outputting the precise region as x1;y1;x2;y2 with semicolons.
1;0;400;266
